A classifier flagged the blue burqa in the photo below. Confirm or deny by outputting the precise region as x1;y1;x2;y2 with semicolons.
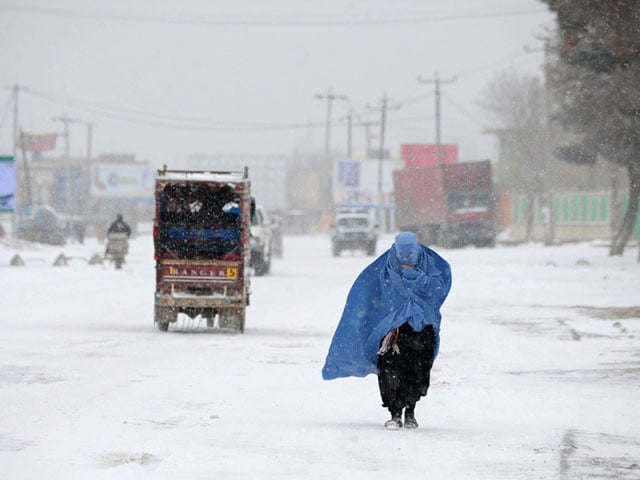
322;232;452;380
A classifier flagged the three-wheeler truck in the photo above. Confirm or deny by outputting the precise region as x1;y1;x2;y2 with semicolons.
153;166;251;332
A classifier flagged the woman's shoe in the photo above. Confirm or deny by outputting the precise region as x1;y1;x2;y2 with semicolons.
384;415;403;429
404;412;419;429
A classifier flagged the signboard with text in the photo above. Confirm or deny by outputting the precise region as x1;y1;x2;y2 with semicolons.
91;164;153;198
333;158;395;206
20;132;58;152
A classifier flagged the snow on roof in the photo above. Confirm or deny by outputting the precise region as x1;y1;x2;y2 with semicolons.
157;170;248;183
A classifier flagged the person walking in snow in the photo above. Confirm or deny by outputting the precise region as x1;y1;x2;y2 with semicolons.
322;232;452;429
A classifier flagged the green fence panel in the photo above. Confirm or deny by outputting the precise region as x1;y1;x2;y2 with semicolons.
554;196;561;222
511;191;638;236
601;195;608;223
590;196;598;222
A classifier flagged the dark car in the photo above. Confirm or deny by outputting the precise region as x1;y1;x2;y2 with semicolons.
16;205;66;245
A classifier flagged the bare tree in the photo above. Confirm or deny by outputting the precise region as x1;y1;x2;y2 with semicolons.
478;69;550;241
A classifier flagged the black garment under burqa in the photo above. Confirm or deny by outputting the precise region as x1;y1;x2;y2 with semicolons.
377;323;437;417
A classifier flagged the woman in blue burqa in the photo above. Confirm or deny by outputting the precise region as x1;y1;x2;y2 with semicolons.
322;232;452;429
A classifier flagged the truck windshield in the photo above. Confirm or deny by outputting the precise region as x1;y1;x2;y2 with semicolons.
156;184;242;259
447;193;492;213
336;217;369;228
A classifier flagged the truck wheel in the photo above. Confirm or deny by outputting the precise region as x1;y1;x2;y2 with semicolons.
238;309;246;332
366;242;376;256
219;308;245;333
332;244;341;257
115;257;123;269
155;305;177;331
477;238;496;248
253;251;269;276
262;252;272;275
204;308;216;328
437;230;451;249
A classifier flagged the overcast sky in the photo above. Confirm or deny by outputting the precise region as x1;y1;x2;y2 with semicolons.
0;0;555;166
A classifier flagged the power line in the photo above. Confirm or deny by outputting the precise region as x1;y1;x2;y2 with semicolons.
23;87;263;126
453;47;533;78
20;86;325;132
0;4;550;27
441;92;485;127
395;92;435;108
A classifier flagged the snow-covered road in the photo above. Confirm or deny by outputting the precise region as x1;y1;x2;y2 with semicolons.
1;233;639;479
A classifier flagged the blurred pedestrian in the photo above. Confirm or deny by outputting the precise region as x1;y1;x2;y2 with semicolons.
107;213;131;238
73;220;85;244
322;232;452;429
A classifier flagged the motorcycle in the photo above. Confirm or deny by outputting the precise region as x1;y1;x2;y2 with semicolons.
105;232;129;269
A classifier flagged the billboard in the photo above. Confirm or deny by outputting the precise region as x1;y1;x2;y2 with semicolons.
400;144;458;168
333;158;394;206
91;164;153;198
0;156;16;212
20;132;58;152
186;155;287;211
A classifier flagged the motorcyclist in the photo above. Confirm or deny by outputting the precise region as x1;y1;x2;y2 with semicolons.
107;214;131;238
106;214;130;269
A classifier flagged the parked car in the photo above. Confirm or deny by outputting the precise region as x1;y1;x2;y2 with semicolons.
269;213;283;258
250;200;273;276
16;205;66;245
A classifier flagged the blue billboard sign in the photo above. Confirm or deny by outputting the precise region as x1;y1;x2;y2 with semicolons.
0;156;16;212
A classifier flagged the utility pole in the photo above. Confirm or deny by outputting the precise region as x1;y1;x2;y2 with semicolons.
314;88;348;212
10;84;19;238
346;109;353;159
367;93;399;232
367;93;399;206
86;122;93;162
418;71;456;166
84;122;94;223
12;84;19;158
355;120;379;159
18;129;32;206
377;94;388;207
53;115;80;235
345;110;378;159
365;121;372;157
361;120;378;158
